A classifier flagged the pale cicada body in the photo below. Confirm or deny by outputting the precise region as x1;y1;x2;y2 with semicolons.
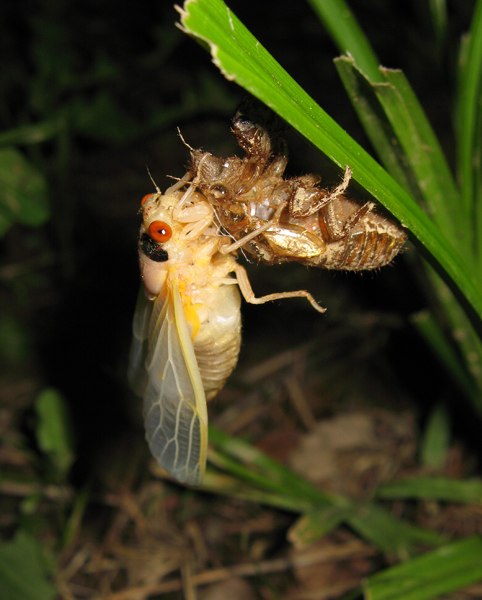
189;109;407;270
129;187;241;485
129;182;323;485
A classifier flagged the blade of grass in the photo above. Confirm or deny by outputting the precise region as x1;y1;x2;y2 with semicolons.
375;68;462;244
308;0;482;397
178;0;422;224
364;536;482;600
308;4;462;247
419;404;450;470
428;0;448;46
377;476;482;503
334;57;423;199
428;259;482;396
335;58;462;243
207;427;444;554
62;487;89;548
178;0;482;327
455;0;482;254
202;469;317;512
306;0;382;81
208;425;334;506
288;506;358;547
411;310;482;405
347;503;445;557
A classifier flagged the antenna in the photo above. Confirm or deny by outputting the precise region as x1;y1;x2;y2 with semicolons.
177;127;196;153
145;165;161;194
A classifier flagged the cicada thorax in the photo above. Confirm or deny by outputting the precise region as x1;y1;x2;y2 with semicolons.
137;189;242;400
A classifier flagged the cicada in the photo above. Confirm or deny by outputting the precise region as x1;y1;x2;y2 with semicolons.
128;180;324;485
189;107;407;270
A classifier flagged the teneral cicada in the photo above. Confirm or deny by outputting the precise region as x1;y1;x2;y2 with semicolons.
128;180;324;485
189;107;407;270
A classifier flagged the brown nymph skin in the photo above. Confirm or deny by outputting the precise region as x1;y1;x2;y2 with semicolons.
188;108;406;271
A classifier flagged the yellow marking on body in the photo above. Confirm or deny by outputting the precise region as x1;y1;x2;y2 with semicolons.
175;277;201;340
183;297;201;339
197;255;212;267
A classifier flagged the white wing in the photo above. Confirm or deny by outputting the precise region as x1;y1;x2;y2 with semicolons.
127;290;153;398
141;280;208;485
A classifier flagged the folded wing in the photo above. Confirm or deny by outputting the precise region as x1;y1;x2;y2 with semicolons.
129;281;208;485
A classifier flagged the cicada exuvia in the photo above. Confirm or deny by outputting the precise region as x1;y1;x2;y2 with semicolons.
189;106;407;270
128;179;324;485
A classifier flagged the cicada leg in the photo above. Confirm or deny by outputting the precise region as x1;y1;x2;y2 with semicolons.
320;199;375;243
171;180;216;240
218;201;287;255
234;264;326;314
217;219;276;254
336;202;375;239
291;165;353;218
165;171;193;195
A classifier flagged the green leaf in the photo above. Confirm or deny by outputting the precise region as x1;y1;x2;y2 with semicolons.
377;477;482;503
0;313;31;365
335;57;464;245
0;118;61;147
0;531;56;600
364;536;482;600
69;92;140;143
309;2;460;236
35;388;75;477
0;148;49;236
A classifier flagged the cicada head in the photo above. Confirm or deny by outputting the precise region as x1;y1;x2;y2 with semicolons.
137;192;184;297
137;188;218;297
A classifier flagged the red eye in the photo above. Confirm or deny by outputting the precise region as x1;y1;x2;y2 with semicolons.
141;194;153;206
148;220;172;243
